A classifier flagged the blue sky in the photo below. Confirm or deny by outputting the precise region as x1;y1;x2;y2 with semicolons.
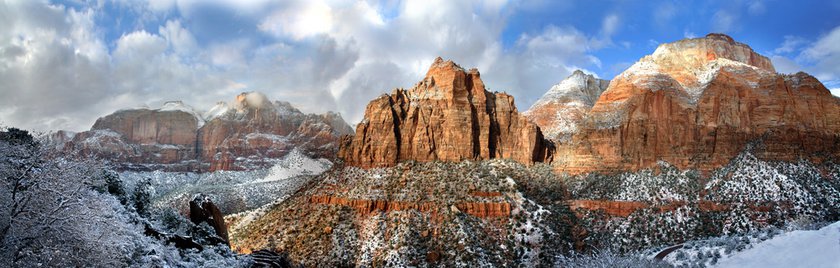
2;0;840;131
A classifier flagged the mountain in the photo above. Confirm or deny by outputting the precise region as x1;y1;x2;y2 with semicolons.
338;57;554;168
62;92;353;172
524;70;609;142
229;159;576;267
552;33;840;174
230;59;573;266
225;35;840;266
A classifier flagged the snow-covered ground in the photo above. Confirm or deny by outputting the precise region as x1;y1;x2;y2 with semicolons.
121;148;331;214
256;149;331;183
713;221;840;268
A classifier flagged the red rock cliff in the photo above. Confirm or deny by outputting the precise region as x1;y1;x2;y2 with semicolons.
339;57;553;168
65;94;353;172
553;33;840;174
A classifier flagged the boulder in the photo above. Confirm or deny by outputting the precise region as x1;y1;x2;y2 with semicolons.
189;194;229;244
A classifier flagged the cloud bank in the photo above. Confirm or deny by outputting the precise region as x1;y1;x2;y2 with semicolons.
1;0;838;132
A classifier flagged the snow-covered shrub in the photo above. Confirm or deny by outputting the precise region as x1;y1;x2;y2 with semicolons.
555;249;670;268
0;127;250;267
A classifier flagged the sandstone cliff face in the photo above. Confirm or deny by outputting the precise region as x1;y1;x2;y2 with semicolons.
65;93;353;172
199;92;353;171
339;57;553;168
554;33;840;174
524;70;609;142
67;102;202;170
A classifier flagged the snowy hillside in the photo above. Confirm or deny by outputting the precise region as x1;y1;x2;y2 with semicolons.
121;149;332;214
257;149;332;183
713;221;840;268
652;221;840;267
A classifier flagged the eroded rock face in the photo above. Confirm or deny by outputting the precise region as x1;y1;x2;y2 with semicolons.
64;93;353;172
199;92;353;171
189;194;229;244
524;70;609;142
554;33;840;174
66;103;202;171
339;57;553;168
308;195;511;217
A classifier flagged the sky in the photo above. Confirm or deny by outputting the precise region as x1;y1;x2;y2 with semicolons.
2;0;840;132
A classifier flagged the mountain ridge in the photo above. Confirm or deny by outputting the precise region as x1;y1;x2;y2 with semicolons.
60;92;353;172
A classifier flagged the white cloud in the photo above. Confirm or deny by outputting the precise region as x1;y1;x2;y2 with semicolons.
159;20;198;56
259;0;334;40
711;10;737;33
114;31;167;61
770;25;840;95
0;0;606;131
601;14;620;37
654;3;677;26
800;25;840;81
770;55;803;74
747;0;766;15
774;35;808;54
0;1;111;131
589;13;620;49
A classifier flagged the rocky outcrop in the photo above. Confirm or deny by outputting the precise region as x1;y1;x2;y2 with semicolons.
189;194;229;244
63;92;353;172
339;57;553;168
199;92;353;171
524;70;609;142
553;33;840;174
228;160;570;267
66;102;202;171
308;195;511;218
567;199;787;217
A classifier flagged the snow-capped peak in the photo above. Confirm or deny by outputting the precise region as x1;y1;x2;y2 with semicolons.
158;100;205;128
204;101;231;121
531;70;610;109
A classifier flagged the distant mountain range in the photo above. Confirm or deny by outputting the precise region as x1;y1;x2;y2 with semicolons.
51;92;352;172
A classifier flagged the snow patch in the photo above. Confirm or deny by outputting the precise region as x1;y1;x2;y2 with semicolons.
714;221;840;268
204;102;230;121
257;149;332;183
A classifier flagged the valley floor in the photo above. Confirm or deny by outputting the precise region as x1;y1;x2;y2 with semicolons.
713;221;840;268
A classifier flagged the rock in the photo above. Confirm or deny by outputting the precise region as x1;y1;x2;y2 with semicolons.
44;130;77;150
65;92;353;172
308;195;511;217
189;194;229;244
552;33;840;174
525;70;609;142
65;104;201;171
250;249;298;268
339;57;553;168
198;92;353;171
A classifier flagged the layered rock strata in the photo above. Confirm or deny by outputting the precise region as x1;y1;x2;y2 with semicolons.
64;93;353;172
552;33;840;174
